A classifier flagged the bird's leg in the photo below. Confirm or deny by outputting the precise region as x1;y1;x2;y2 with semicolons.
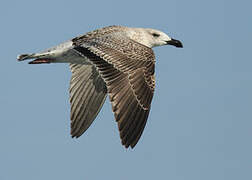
28;59;52;64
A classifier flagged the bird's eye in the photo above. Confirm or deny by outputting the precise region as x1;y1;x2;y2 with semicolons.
152;33;160;37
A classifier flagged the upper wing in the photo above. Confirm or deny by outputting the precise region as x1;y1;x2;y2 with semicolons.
69;63;107;138
73;34;155;148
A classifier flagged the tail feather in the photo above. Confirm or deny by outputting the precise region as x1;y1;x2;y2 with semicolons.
17;53;53;64
17;53;36;61
17;51;51;61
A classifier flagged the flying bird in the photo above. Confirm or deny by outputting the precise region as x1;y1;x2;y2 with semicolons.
17;25;183;148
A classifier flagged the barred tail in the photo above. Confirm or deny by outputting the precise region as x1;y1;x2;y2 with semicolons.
17;53;52;64
17;53;36;61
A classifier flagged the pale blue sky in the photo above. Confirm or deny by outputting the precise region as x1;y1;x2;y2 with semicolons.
0;0;251;180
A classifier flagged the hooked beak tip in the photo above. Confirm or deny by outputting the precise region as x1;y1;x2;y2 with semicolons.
166;38;183;48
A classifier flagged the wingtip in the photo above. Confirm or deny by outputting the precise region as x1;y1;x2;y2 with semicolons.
123;143;135;149
122;140;135;149
71;129;82;139
71;134;78;139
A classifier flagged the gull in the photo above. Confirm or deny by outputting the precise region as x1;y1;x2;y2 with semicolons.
17;25;183;148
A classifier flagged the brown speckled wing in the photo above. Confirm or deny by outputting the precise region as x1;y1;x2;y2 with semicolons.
69;63;107;138
73;34;155;148
72;25;125;44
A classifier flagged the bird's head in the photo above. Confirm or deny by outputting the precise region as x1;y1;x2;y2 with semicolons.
128;28;183;48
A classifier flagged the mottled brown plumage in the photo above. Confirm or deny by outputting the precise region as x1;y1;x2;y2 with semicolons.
72;29;156;148
17;25;183;148
69;63;107;138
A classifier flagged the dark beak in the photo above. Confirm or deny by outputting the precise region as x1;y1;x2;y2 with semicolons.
166;38;183;48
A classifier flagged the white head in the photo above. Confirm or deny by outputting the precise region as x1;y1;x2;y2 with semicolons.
127;27;183;48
